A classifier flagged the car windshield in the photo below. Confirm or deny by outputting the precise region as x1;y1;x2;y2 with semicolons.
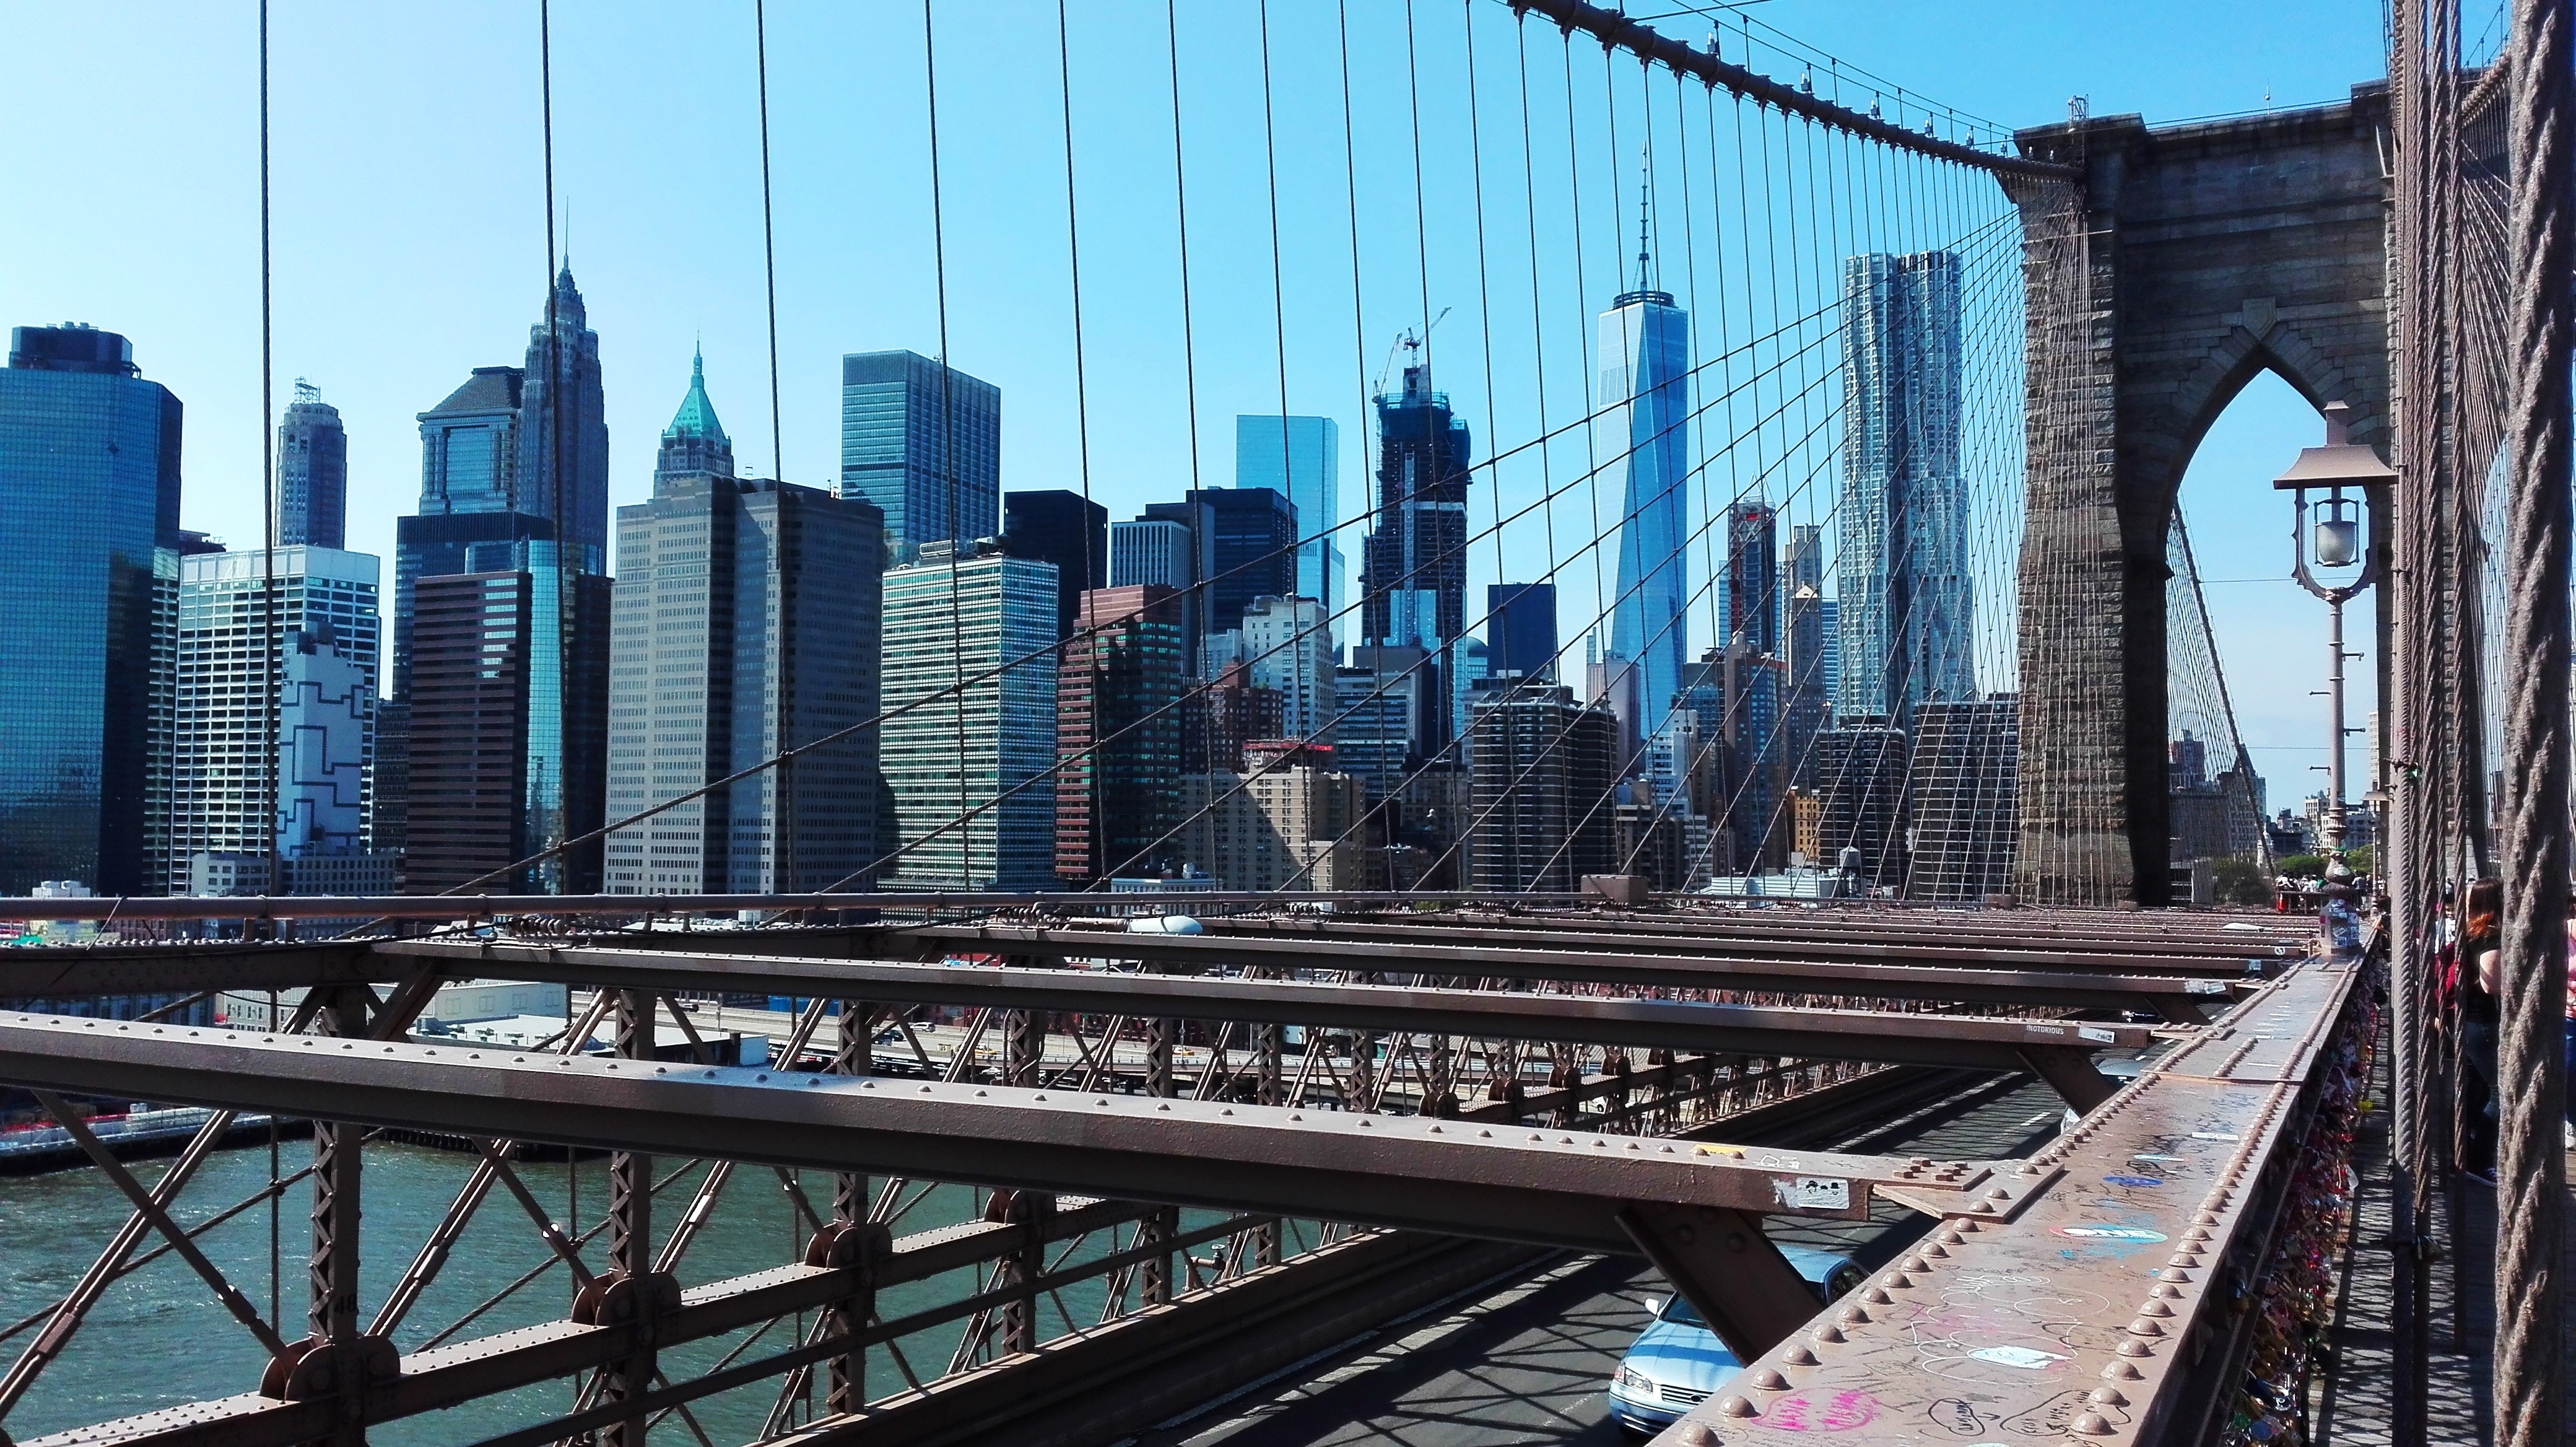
1660;1294;1706;1326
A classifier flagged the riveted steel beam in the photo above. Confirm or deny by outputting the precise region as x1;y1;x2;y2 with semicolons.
871;925;2239;1018
0;1013;2017;1253
376;940;2143;1098
1185;912;2306;964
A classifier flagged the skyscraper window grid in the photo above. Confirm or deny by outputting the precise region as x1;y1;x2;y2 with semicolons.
840;349;999;564
0;324;182;896
879;543;1058;891
1596;225;1693;747
1837;249;1974;725
274;380;346;551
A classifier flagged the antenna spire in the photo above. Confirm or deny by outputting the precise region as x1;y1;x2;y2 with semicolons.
1635;145;1652;293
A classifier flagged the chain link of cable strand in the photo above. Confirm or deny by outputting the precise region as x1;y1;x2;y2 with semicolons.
2491;1;2574;1441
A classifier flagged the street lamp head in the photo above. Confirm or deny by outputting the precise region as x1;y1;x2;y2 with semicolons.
2273;401;2398;491
2315;496;2362;566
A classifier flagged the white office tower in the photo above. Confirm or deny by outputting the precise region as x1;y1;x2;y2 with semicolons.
170;546;389;895
881;541;1061;890
1240;595;1335;741
1109;517;1194;592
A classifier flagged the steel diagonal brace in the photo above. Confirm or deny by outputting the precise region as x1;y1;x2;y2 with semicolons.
30;1093;289;1360
1616;1202;1821;1363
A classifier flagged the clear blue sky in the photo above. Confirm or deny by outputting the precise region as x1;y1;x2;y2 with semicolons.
7;1;2396;812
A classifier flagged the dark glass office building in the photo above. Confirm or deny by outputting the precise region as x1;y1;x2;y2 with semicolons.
276;380;347;549
516;266;612;568
0;325;182;894
402;543;609;894
1359;364;1473;649
1146;487;1295;644
1486;583;1558;682
840;349;999;561
391;512;556;699
417;365;525;518
1055;585;1184;882
1721;502;1779;654
1003;489;1108;642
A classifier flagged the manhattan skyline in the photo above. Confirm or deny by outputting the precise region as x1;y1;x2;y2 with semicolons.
9;1;2385;782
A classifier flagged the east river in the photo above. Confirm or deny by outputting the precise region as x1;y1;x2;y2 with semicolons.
0;1139;1053;1445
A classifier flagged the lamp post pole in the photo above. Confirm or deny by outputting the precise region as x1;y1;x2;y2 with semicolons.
2276;400;2395;873
2324;590;2348;860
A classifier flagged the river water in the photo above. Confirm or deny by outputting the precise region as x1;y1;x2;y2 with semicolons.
0;1139;1052;1445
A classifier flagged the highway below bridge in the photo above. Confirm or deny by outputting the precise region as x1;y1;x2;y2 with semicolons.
1131;1074;2067;1447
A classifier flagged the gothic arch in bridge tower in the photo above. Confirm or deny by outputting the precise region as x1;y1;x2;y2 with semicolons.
2009;86;2392;905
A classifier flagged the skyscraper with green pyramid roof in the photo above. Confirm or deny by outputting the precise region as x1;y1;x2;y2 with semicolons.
655;347;735;486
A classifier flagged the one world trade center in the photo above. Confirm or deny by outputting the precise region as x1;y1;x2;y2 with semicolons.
1597;177;1692;739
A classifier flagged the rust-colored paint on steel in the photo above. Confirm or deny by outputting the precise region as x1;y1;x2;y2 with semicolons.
0;890;1585;922
887;925;2250;1006
1168;916;2291;970
1502;0;2075;181
375;940;2151;1081
1360;907;2314;955
0;1012;2014;1252
1646;959;2363;1446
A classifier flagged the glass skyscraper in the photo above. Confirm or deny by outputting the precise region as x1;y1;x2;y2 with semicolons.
417;365;524;518
1159;487;1297;644
1235;414;1342;626
1720;502;1779;654
1596;248;1692;740
1359;362;1473;755
1838;250;1973;724
402;539;610;895
516;265;612;569
1003;489;1108;643
840;349;999;562
276;380;347;549
1360;365;1472;649
0;324;183;895
386;272;610;865
1487;582;1559;682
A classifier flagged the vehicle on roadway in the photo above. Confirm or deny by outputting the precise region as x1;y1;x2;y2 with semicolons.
1606;1247;1866;1437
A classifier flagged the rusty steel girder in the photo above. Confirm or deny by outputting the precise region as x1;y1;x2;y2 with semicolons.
0;1012;2018;1256
372;939;2149;1098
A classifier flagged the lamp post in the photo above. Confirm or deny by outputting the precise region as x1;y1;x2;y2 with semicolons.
2273;400;2396;873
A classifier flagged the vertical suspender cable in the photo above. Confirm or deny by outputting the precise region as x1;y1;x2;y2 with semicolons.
1056;0;1103;878
2492;0;2572;1438
542;0;567;898
255;0;281;1332
920;0;968;889
754;0;794;892
535;0;577;1326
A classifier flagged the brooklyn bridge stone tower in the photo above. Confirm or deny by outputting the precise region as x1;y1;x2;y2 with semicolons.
2009;85;2393;904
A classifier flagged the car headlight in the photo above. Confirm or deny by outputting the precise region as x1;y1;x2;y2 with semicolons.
1614;1366;1656;1396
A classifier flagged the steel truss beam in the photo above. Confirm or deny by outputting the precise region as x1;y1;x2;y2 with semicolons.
0;1013;2027;1256
7;1192;1234;1447
1187;911;2307;962
375;941;2144;1099
871;925;2242;1020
